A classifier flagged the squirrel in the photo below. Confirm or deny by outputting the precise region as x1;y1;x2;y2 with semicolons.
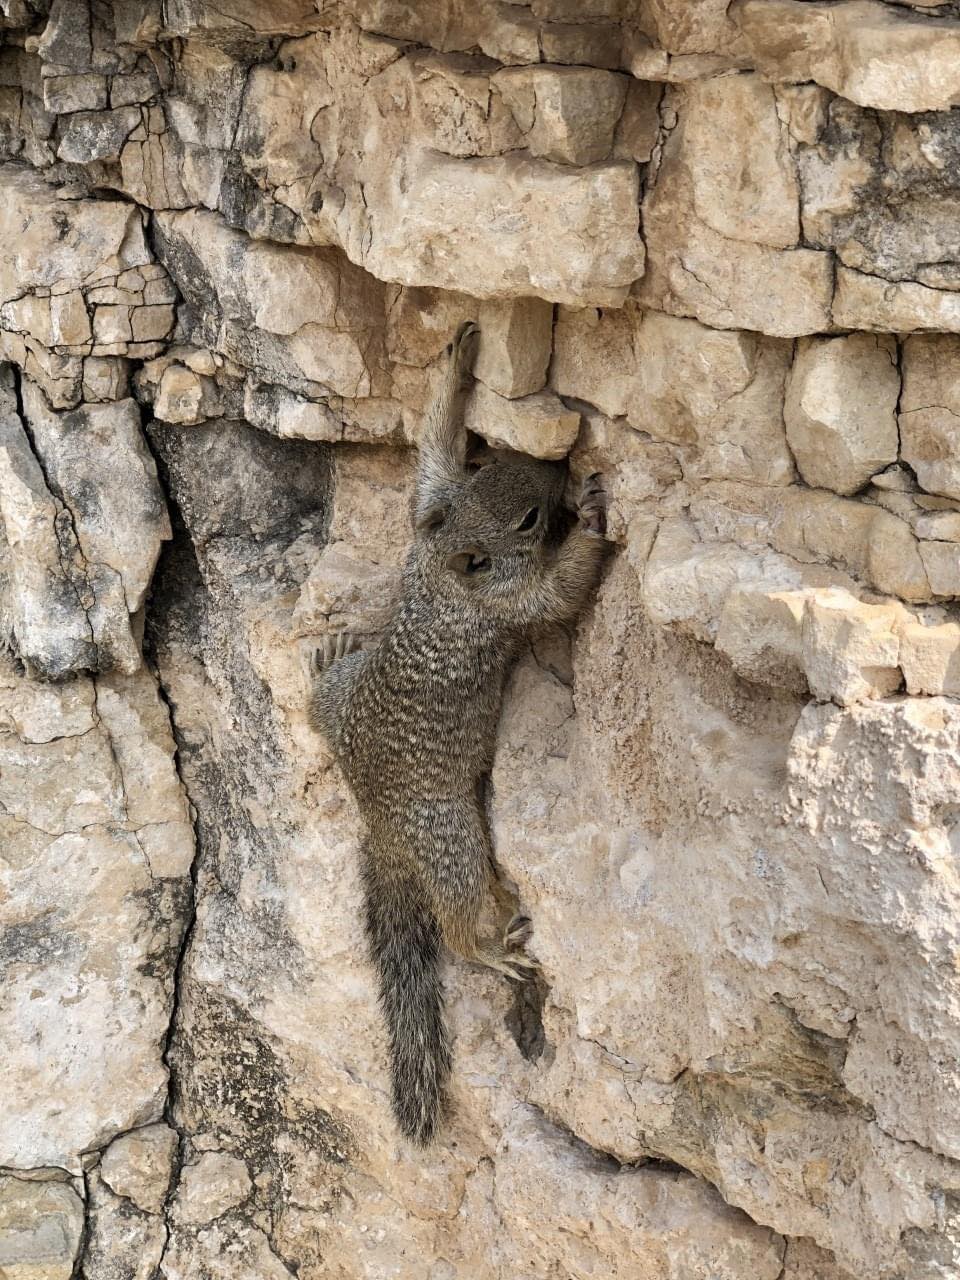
307;321;608;1145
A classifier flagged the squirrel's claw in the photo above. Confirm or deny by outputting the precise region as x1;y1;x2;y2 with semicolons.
309;632;359;679
578;472;608;538
504;913;533;949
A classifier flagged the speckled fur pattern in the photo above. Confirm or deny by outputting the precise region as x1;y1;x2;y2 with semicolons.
308;322;608;1145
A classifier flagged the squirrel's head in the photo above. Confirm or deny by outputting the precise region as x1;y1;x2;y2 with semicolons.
414;445;567;597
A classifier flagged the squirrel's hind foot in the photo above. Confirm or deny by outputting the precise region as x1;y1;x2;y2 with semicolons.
504;913;533;949
476;940;539;983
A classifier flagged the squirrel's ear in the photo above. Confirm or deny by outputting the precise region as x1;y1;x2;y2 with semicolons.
447;549;492;578
414;502;448;533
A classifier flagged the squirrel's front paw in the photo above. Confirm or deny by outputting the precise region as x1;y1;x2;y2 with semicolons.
308;633;359;680
578;473;607;538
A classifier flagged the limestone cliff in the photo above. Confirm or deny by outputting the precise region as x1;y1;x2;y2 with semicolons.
2;2;960;1277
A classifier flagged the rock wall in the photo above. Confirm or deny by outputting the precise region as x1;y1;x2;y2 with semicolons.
2;2;960;1277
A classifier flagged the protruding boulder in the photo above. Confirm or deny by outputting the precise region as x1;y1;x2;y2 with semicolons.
785;335;900;496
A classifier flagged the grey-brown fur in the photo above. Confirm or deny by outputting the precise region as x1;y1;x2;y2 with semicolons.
307;322;608;1145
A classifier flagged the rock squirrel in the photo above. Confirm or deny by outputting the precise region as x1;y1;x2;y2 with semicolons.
307;321;608;1144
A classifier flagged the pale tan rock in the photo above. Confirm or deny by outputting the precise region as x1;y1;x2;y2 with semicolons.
833;267;960;333
366;151;645;308
495;1107;784;1280
474;298;553;400
493;65;627;166
682;74;800;249
898;619;960;696
83;354;129;402
159;0;323;38
100;1123;178;1213
734;0;960;113
174;1151;252;1224
642;518;796;642
776;83;831;146
773;489;932;603
0;1176;84;1280
56;106;142;164
154;364;220;425
631;312;795;485
464;383;579;459
870;464;917;494
0;661;191;1168
716;587;807;692
130;304;174;342
154;209;385;398
638;0;751;56
8;4;960;1274
915;511;960;541
570;409;681;549
919;541;960;597
800;589;903;705
639;77;832;337
784;335;900;496
21;382;170;617
408;52;523;158
43;72;108;113
613;78;662;163
551;304;636;419
538;19;621;68
81;1168;167;1280
244;380;341;442
93;304;133;344
0;371;98;679
900;335;960;500
2;295;56;349
49;290;91;347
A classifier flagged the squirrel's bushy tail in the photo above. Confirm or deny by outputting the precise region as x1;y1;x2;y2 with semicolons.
361;847;450;1145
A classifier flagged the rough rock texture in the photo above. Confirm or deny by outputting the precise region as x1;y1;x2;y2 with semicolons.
2;3;960;1278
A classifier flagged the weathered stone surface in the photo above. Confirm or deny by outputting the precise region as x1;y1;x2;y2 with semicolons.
797;98;960;288
493;65;627;166
473;297;553;400
174;1151;252;1224
464;383;580;459
81;1168;167;1280
0;657;193;1168
365;150;645;307
0;1175;84;1280
632;311;795;484
734;0;960;113
4;3;960;1277
154;209;390;402
901;335;960;500
834;268;960;334
552;304;636;419
0;166;154;302
0;380;170;676
99;1123;178;1213
801;589;903;705
785;335;900;496
898;619;960;695
638;75;833;336
0;366;97;678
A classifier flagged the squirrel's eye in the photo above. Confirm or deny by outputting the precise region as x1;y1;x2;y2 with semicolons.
466;553;491;575
516;506;539;532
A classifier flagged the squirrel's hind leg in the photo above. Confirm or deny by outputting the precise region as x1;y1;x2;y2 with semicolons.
420;807;539;981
